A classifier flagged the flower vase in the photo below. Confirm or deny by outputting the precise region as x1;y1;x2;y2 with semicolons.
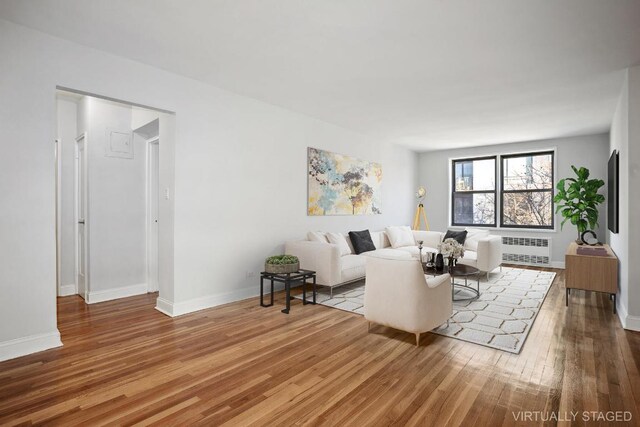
448;256;455;269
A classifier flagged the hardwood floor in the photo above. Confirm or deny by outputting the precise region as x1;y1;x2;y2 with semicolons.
1;267;639;426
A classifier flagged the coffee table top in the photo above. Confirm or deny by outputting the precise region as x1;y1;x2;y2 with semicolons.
449;264;480;276
423;263;480;276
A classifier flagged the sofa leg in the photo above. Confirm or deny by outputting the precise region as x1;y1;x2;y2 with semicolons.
368;321;372;332
330;288;333;299
415;332;421;346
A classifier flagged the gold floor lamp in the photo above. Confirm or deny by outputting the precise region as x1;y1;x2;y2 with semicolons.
412;186;430;230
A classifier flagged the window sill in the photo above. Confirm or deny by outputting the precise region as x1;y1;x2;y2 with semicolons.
448;225;558;233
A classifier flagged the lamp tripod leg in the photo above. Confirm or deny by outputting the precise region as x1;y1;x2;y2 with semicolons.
421;206;430;231
413;207;421;230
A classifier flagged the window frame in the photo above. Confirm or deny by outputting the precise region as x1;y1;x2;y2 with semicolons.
450;155;498;227
499;150;555;230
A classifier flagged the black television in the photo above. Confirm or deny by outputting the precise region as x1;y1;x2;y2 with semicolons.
608;150;619;233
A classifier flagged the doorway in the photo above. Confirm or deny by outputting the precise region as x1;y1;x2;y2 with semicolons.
55;89;173;307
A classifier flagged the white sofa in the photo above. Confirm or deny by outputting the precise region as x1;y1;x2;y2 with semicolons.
364;257;452;346
284;227;502;295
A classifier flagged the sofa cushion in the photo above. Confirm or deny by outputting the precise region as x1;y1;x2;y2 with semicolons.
465;229;490;251
396;245;438;260
360;248;413;260
326;232;352;256
307;231;329;243
386;226;415;248
348;230;376;254
369;231;390;249
444;229;468;245
412;230;444;249
340;255;367;282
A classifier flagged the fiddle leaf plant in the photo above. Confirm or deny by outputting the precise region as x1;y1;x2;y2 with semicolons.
553;165;605;238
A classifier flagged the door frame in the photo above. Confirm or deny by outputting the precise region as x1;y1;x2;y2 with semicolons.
146;135;160;293
55;139;62;295
75;133;90;300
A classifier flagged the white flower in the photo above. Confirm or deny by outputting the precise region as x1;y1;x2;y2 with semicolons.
438;238;465;258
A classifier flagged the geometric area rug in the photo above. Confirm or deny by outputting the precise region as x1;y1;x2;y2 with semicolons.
293;267;556;354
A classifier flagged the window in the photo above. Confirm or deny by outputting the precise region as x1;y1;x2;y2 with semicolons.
451;156;496;226
501;151;554;229
450;150;555;230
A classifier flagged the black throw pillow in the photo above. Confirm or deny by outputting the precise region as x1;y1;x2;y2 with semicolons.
444;229;468;245
349;230;376;254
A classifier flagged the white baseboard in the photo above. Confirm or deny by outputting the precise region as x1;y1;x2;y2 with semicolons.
550;261;565;269
0;330;62;362
58;283;77;296
617;301;640;331
155;286;260;317
154;297;174;316
86;283;148;304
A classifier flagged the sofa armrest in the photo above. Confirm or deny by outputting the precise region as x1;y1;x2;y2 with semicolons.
475;235;503;272
425;273;451;289
284;241;341;286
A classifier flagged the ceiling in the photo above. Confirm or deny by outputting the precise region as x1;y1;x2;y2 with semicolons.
2;0;640;151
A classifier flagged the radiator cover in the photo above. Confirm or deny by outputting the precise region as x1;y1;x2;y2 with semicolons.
501;236;552;266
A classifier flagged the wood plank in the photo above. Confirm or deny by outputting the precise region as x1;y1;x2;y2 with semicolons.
0;266;638;426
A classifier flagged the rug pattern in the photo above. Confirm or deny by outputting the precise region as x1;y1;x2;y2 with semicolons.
293;267;555;353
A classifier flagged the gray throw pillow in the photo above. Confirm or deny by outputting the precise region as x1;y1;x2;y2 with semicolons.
348;230;376;254
444;229;468;245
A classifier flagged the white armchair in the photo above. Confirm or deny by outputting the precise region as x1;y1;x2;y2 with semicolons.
364;257;452;346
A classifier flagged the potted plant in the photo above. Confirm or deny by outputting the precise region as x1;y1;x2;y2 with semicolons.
265;254;300;274
554;165;605;241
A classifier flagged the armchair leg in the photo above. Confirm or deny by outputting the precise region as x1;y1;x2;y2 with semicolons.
415;332;421;346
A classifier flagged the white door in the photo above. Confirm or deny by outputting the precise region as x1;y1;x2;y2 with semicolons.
75;134;88;300
147;139;160;292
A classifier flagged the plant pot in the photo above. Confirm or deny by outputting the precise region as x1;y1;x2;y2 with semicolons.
265;262;299;274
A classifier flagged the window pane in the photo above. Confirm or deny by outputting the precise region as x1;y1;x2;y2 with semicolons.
454;158;495;191
453;193;495;225
503;153;553;190
502;192;553;227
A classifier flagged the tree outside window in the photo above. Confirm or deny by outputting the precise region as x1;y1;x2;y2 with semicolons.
501;151;554;229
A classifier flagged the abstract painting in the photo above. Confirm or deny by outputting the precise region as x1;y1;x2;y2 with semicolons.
308;147;382;216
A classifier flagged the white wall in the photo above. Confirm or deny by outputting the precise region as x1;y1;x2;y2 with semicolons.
78;97;148;301
0;19;416;359
55;96;78;296
417;134;610;267
610;66;640;331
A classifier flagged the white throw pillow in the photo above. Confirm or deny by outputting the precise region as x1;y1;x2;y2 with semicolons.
464;228;490;251
385;226;416;248
326;232;353;256
307;231;329;243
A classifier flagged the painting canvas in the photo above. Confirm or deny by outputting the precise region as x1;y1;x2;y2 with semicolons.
308;147;382;216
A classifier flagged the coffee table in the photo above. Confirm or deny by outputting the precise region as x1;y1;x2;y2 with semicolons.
423;263;481;301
